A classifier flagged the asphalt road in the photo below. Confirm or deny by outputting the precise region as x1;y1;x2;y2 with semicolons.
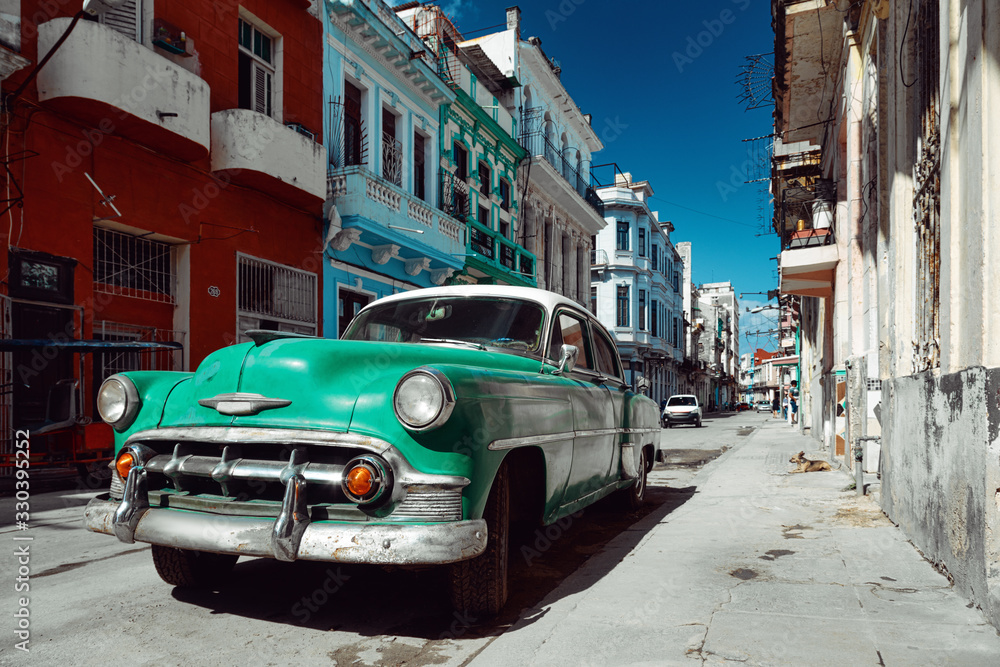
0;411;763;666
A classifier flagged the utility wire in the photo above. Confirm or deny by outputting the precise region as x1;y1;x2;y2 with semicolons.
648;197;757;229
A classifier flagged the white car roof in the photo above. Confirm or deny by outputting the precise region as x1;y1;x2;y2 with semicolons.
361;285;587;317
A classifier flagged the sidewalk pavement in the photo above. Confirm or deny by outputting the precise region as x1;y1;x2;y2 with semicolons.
470;417;1000;666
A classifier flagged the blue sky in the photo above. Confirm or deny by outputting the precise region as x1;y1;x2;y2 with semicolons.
397;0;780;348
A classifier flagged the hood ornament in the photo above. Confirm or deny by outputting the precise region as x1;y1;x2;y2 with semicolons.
198;393;292;416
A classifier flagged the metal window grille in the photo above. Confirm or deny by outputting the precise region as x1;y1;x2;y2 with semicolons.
382;132;403;186
237;254;317;331
911;0;941;373
93;227;175;303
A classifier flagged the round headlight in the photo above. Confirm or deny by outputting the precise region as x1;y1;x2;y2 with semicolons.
393;368;455;431
97;375;140;431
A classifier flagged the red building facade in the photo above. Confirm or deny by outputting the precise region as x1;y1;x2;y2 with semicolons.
0;0;326;470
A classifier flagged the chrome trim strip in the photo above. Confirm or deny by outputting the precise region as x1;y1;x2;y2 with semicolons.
86;497;488;565
126;427;395;453
489;426;651;451
489;431;574;450
574;428;621;437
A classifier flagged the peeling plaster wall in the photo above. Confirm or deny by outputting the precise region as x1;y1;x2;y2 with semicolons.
881;366;1000;628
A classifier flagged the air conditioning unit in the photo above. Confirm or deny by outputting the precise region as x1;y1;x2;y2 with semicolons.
285;123;316;141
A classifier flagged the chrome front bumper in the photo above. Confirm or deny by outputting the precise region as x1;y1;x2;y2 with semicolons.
86;488;487;566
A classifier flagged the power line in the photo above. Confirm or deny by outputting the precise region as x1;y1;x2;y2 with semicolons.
648;197;758;229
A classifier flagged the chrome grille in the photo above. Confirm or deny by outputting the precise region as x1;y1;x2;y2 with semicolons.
110;471;125;500
392;489;463;522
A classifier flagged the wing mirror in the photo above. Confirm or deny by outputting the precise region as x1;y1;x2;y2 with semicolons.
554;344;579;375
635;375;650;393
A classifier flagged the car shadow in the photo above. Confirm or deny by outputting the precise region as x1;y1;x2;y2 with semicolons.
169;483;698;641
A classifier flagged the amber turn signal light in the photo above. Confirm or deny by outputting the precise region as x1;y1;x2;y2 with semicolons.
341;455;391;505
345;466;374;497
115;451;135;480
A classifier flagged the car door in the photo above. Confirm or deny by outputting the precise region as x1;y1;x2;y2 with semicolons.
548;309;616;506
589;320;630;481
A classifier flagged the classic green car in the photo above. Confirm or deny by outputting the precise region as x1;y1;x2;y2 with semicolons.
85;285;662;615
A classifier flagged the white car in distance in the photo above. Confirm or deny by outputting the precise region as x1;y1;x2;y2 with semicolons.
662;394;702;428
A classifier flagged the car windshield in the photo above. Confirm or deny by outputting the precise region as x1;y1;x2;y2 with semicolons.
668;396;696;407
342;296;546;352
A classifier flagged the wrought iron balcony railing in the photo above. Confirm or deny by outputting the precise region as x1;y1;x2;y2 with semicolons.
518;129;604;218
439;168;470;221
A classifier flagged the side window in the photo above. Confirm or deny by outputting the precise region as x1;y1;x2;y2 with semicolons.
549;312;593;370
591;324;622;379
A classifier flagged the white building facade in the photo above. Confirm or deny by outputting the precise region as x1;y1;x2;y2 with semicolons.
471;8;606;306
591;174;683;404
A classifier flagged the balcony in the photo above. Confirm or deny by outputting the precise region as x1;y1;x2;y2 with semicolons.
211;110;327;208
518;130;605;234
37;18;210;162
328;166;466;278
780;242;839;297
464;219;537;287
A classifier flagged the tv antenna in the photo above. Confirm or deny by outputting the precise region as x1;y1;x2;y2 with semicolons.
85;172;122;222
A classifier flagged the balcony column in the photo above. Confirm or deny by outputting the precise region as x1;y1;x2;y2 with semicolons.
577;242;588;307
563;234;580;303
551;221;564;295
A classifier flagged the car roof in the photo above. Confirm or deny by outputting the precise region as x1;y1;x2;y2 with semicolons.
359;285;587;317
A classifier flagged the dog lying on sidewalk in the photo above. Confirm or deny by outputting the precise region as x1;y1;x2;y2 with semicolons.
789;451;832;473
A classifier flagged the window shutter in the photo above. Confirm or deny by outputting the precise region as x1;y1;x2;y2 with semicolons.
102;0;141;42
252;62;272;117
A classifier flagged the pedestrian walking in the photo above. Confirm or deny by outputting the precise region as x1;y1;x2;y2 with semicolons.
771;395;780;418
789;380;799;424
782;394;789;420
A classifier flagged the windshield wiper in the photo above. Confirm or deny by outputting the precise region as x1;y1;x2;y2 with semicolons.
417;338;486;350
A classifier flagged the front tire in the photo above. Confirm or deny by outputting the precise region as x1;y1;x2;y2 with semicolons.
151;545;238;588
450;460;509;617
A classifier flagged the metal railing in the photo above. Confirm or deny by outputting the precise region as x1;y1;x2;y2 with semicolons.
439;168;470;221
591;248;609;265
237;253;318;326
519;130;604;218
465;219;536;283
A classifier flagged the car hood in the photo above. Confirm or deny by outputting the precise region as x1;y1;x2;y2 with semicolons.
665;405;699;413
159;337;543;432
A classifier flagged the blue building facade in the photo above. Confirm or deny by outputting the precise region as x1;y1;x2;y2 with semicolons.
322;0;464;338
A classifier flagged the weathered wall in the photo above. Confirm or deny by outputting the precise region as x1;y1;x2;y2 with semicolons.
881;366;1000;628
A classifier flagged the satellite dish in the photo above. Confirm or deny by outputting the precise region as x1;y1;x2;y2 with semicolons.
82;0;129;16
